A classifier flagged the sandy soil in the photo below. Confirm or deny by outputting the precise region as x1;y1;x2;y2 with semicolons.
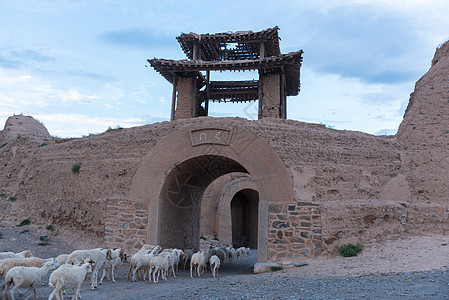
287;234;449;278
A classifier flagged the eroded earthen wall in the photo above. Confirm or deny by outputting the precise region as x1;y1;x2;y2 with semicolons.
261;74;281;118
175;77;194;119
396;41;449;205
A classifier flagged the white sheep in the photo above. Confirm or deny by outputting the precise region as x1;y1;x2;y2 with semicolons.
99;248;125;284
190;251;207;278
173;249;184;273
0;250;33;260
160;250;179;278
66;248;109;290
209;255;220;278
225;247;236;264
149;255;168;283
55;254;69;266
235;247;245;260
129;251;154;282
182;249;194;270
214;248;226;263
48;259;95;300
0;257;49;281
2;258;58;300
127;245;162;281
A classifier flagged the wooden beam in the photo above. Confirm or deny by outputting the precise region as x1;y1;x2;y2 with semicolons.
280;72;286;119
205;70;210;116
260;41;265;58
193;43;200;60
258;70;264;119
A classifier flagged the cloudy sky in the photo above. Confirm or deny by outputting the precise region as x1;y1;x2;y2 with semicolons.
1;0;448;137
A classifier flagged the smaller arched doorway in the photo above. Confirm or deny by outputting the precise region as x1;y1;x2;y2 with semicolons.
231;189;259;249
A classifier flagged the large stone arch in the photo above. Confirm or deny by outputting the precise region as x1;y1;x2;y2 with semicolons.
129;118;293;261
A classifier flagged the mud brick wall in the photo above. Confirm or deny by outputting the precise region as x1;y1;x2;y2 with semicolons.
268;202;322;261
104;196;148;253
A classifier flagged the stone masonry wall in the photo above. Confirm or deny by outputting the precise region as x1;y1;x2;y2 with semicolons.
103;196;148;253
268;202;322;261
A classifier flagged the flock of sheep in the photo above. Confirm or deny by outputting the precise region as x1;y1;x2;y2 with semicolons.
0;244;251;299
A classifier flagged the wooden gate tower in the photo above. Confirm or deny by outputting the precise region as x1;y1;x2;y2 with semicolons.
148;26;303;120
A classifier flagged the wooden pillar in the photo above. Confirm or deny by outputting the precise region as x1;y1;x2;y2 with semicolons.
258;70;264;119
171;77;178;121
282;73;287;119
280;67;286;119
205;70;210;116
193;43;200;60
260;41;265;58
192;75;197;118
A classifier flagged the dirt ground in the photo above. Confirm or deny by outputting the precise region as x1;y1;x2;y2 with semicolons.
1;221;449;299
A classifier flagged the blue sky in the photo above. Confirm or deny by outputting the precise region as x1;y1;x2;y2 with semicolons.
1;0;448;138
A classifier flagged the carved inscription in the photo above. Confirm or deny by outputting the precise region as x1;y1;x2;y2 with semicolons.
190;128;231;146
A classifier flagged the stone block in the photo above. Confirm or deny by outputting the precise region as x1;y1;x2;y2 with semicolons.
254;262;283;274
269;204;282;213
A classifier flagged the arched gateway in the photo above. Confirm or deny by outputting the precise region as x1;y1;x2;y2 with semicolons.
128;119;293;262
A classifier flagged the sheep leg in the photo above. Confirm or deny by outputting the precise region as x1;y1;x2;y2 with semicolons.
142;267;147;281
25;287;37;300
90;271;96;290
111;265;116;283
2;280;11;300
172;264;176;278
105;267;111;281
9;277;25;300
48;289;58;300
127;265;133;281
190;264;193;278
99;268;106;285
132;265;140;282
71;286;78;300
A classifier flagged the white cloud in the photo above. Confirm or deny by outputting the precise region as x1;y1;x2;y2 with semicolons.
35;113;145;138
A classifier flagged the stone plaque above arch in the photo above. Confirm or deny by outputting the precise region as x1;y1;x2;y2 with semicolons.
190;128;232;146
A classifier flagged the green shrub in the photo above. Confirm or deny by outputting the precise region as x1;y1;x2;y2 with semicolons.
339;243;363;257
46;225;55;231
270;265;283;271
39;142;48;147
9;196;17;201
38;242;50;246
20;229;30;234
71;162;82;173
0;232;3;239
0;143;7;149
17;219;31;227
200;235;207;240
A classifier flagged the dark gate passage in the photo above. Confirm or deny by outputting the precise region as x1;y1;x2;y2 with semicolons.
158;155;248;250
231;189;259;249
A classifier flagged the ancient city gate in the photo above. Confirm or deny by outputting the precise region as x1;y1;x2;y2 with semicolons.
128;120;293;262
